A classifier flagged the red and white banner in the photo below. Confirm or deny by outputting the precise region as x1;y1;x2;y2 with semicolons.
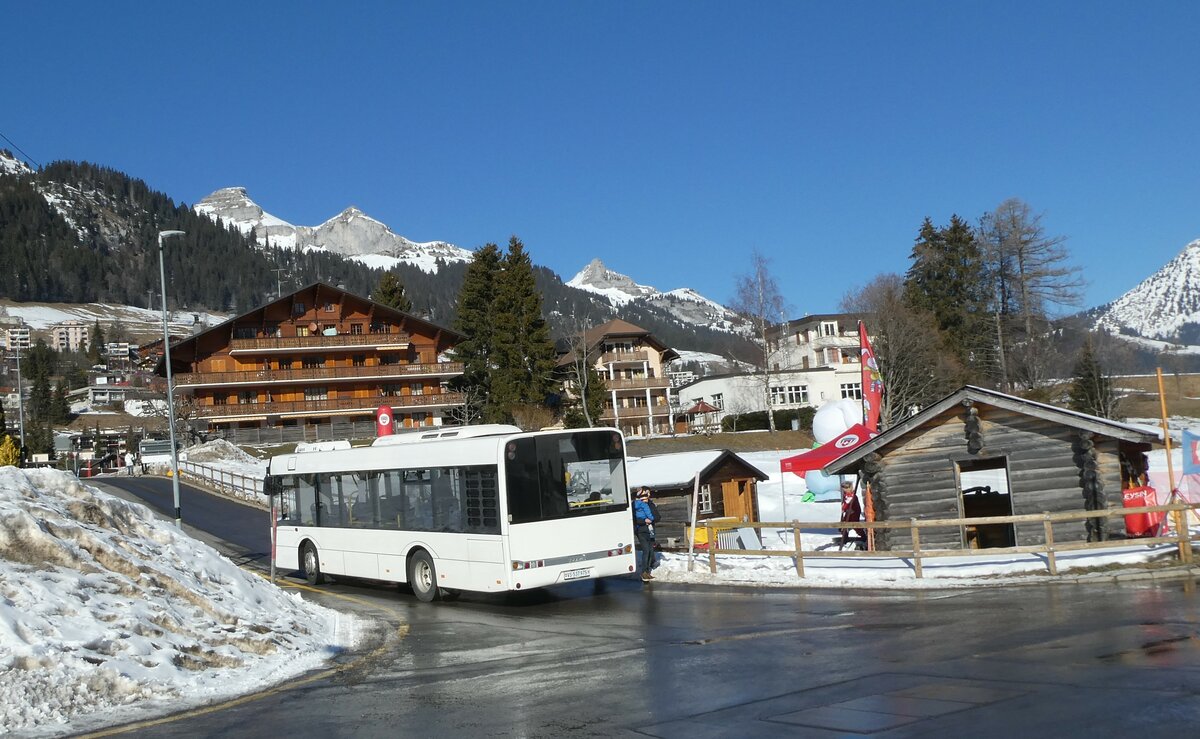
859;321;883;432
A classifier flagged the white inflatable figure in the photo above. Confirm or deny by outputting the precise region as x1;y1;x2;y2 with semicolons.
805;399;864;499
811;398;862;443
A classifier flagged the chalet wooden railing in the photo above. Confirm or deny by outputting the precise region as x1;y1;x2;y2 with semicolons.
229;332;411;351
175;362;463;387
680;503;1198;579
605;377;670;391
600;350;649;364
194;391;466;418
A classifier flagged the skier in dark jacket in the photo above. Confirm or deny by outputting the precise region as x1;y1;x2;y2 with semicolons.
633;487;658;581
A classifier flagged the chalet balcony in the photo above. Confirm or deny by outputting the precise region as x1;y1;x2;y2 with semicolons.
807;333;859;350
603;376;671;391
193;391;466;419
228;332;412;354
174;362;463;389
600;406;671;422
600;349;649;364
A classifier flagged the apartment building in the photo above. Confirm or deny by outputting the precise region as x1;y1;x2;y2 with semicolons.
0;316;30;351
50;320;90;353
767;313;868;371
162;283;465;437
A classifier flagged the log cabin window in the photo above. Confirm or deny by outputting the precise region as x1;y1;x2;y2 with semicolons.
233;326;256;339
293;302;306;316
699;484;714;514
238;391;257;405
352;354;366;367
296;326;310;337
302;356;324;369
350;323;363;335
411;382;424;396
305;386;328;401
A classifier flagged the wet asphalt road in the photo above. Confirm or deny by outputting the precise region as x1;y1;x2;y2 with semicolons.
94;477;1200;738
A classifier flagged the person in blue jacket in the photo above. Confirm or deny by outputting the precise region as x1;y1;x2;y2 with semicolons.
633;487;658;581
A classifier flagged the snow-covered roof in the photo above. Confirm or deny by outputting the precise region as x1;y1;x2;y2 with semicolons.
627;449;768;489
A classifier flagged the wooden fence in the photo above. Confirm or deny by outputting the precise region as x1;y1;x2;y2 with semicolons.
687;503;1198;578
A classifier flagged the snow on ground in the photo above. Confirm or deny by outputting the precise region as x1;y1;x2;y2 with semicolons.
123;399;166;417
0;467;361;736
179;439;266;476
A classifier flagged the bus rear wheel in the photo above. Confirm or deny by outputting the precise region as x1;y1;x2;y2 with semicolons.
302;543;325;586
408;550;440;602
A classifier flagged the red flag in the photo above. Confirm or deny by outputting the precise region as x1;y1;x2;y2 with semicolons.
859;321;883;432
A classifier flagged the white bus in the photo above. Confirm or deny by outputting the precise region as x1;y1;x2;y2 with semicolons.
265;425;636;602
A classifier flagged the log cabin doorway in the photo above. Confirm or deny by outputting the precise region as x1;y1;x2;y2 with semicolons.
957;457;1016;548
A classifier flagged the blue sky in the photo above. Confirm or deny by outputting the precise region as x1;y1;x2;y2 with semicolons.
6;2;1200;315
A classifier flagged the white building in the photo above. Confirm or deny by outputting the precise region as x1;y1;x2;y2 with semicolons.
50;320;90;353
767;312;868;372
0;317;31;351
675;314;872;429
677;365;863;429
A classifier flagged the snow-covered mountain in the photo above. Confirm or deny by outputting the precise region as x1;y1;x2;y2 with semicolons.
568;258;747;335
195;187;473;273
1093;239;1200;344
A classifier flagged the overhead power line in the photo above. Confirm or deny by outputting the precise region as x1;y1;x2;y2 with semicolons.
0;131;41;169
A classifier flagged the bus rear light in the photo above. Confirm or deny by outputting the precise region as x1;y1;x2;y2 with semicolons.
512;560;546;571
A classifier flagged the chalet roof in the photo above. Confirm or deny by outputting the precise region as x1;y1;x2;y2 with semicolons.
823;385;1161;476
156;282;463;374
558;318;680;366
627;449;769;489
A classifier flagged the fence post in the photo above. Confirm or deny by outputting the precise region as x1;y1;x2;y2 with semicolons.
793;523;804;578
1043;513;1058;576
1173;507;1193;565
707;524;716;574
911;519;923;579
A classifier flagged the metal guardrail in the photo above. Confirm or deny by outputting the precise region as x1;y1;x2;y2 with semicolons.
686;503;1199;578
177;460;265;507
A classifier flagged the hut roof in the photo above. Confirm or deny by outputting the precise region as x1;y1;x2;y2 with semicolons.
628;449;768;490
824;385;1161;475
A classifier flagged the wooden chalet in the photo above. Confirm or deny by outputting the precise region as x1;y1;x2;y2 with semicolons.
160;283;465;438
557;319;680;438
627;449;768;542
825;385;1159;551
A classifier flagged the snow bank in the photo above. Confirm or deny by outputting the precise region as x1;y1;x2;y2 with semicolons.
0;467;361;735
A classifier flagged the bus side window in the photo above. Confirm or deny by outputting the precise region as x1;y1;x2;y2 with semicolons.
374;470;403;530
295;475;318;526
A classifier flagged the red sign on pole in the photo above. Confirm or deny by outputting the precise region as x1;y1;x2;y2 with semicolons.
375;404;395;437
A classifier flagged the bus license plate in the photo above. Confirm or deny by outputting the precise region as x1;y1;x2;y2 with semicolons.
562;567;591;581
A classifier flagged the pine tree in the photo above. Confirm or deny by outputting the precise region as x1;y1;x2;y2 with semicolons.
374;271;413;313
903;215;990;382
88;320;106;365
1068;336;1119;419
489;237;557;426
449;244;502;423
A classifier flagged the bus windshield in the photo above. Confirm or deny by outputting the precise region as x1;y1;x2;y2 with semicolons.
505;430;628;524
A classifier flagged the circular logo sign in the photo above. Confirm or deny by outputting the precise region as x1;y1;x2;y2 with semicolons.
835;434;860;449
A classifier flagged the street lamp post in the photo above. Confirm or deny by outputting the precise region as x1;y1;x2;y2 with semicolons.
158;230;186;527
14;346;25;462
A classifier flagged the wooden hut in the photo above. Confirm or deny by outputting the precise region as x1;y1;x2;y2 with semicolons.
824;386;1158;551
627;450;768;543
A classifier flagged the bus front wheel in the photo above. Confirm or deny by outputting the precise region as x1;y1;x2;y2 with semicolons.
303;543;325;586
408;550;440;602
